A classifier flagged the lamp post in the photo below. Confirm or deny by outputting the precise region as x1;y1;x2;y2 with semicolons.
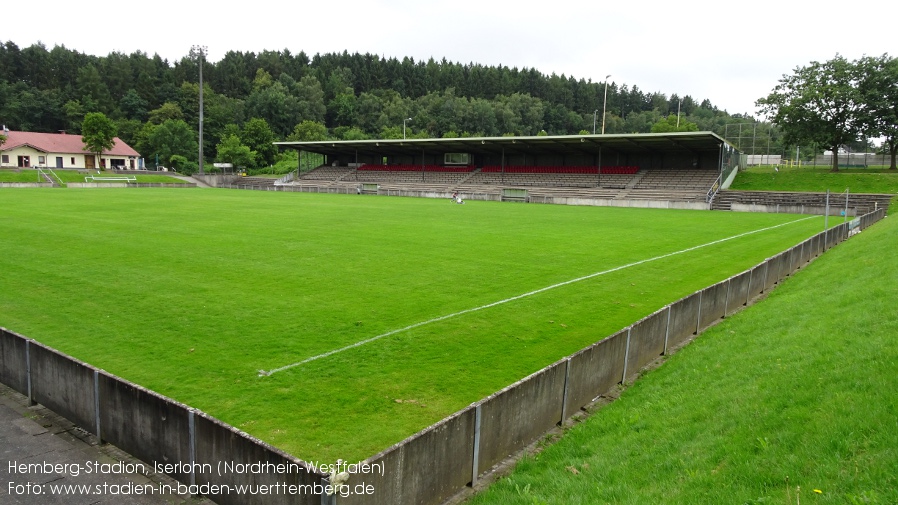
189;45;208;175
593;110;598;135
403;117;412;139
601;74;611;134
676;97;682;128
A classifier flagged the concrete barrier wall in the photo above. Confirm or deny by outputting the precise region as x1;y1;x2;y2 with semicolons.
345;407;476;505
0;208;886;505
666;293;701;350
29;341;97;433
726;271;751;316
0;182;56;188
699;281;729;330
0;328;29;394
98;372;194;482
783;244;800;276
194;413;325;505
747;263;768;301
765;253;786;291
625;307;669;378
564;330;628;415
477;360;567;473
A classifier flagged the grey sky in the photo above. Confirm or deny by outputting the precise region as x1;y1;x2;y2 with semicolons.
7;0;895;118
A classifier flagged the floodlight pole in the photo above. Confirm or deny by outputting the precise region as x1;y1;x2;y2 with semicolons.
190;45;208;175
601;75;611;134
593;110;598;135
677;97;682;128
403;117;412;139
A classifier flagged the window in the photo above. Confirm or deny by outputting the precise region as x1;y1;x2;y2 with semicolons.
38;156;46;164
71;157;75;165
1;155;8;164
444;153;470;165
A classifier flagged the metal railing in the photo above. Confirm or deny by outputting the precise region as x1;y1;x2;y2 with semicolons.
36;166;65;186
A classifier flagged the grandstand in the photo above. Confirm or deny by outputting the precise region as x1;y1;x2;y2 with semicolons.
265;132;739;209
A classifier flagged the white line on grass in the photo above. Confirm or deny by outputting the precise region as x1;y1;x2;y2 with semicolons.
259;215;818;376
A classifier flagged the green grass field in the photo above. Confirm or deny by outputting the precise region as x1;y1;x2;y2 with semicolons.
469;205;898;505
0;188;832;462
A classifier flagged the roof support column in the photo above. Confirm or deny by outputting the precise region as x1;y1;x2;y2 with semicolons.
501;148;505;185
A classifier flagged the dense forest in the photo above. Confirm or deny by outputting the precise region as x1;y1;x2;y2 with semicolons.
0;41;781;173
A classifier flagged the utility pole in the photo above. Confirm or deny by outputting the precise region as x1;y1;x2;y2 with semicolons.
190;45;208;175
601;75;611;134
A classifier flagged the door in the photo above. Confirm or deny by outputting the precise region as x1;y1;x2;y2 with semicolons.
56;157;63;168
17;155;30;168
84;155;95;170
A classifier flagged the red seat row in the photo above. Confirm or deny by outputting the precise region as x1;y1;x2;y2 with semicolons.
600;166;640;174
358;164;475;172
480;165;602;174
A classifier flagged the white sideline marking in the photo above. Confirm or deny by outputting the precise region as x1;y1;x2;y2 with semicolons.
259;216;818;376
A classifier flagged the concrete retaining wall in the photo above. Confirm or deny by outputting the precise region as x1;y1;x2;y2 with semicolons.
564;330;628;415
0;208;885;505
0;330;327;503
0;182;55;188
537;196;708;210
29;341;98;433
0;328;29;394
476;361;567;473
765;253;786;291
625;307;669;379
699;281;729;330
747;263;768;302
726;271;751;316
667;293;701;350
194;413;323;505
344;408;476;505
98;372;195;482
67;183;197;188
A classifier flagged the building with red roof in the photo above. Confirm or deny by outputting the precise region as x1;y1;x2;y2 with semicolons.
0;129;141;170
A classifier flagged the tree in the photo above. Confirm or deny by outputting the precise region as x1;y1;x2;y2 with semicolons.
241;118;278;166
76;64;114;114
215;134;257;170
650;114;699;133
856;54;898;169
288;120;329;142
144;119;198;172
81;112;117;170
757;55;862;172
148;102;185;125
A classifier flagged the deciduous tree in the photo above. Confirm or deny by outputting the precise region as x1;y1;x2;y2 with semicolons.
757;55;862;172
81;112;117;169
215;134;257;170
856;54;898;169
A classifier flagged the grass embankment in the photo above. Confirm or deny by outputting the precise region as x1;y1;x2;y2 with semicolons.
469;208;898;503
731;165;898;194
0;169;189;184
0;189;826;462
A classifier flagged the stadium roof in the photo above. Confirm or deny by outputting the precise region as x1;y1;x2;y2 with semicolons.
275;131;734;158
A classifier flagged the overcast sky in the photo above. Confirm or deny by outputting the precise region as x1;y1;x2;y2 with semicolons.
6;0;895;118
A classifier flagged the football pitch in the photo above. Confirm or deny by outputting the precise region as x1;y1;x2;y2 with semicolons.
0;188;831;462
